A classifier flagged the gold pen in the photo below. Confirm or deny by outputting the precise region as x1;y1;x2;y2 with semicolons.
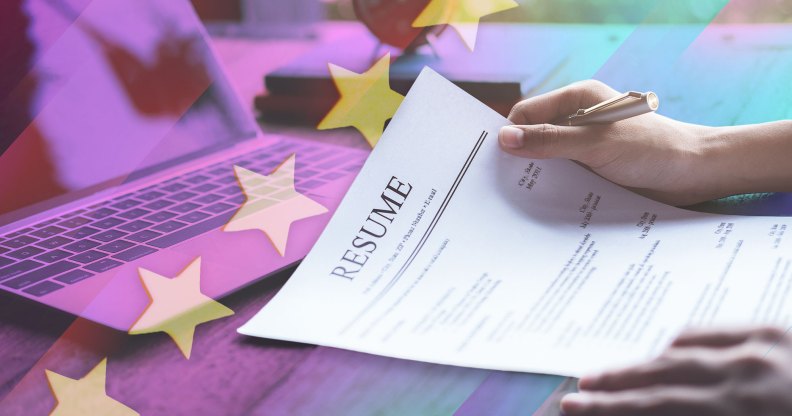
564;91;660;126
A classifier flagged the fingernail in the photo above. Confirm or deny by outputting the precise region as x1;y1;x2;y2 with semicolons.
499;126;524;149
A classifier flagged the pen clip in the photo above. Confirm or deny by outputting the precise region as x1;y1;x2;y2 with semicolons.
579;91;642;116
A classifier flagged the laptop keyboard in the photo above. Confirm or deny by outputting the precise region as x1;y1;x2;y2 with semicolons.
0;140;366;298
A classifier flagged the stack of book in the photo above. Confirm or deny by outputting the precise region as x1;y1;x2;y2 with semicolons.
255;25;565;125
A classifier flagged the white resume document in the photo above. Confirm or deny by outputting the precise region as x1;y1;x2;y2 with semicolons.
240;69;791;377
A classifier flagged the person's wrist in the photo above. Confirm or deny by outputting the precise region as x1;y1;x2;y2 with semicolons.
695;125;745;200
699;120;792;198
677;124;736;204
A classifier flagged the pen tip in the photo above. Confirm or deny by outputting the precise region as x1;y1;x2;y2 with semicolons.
647;92;660;110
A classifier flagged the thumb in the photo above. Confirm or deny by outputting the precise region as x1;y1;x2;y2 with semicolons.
498;124;593;161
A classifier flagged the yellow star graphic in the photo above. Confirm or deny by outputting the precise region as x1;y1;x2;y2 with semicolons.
318;53;404;147
46;358;138;416
224;154;328;256
128;258;234;359
412;0;519;51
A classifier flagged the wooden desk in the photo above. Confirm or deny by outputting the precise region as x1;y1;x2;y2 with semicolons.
1;23;791;415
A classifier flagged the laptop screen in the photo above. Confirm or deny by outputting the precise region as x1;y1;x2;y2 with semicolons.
0;0;257;222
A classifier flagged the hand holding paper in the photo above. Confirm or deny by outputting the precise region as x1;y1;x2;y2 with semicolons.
239;69;791;377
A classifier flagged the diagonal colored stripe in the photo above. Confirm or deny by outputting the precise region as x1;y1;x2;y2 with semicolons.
594;0;732;91
454;3;734;410
452;371;566;415
0;317;125;413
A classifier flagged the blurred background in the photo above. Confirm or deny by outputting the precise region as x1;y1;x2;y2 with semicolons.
186;0;792;131
191;0;792;33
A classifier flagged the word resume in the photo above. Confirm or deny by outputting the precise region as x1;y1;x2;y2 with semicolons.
239;69;791;377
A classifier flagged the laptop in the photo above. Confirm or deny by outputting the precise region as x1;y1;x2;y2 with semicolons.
0;0;367;330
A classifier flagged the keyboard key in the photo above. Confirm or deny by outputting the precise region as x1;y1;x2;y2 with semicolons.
33;218;60;228
92;230;128;242
34;249;73;263
0;260;44;282
216;175;238;184
177;211;211;224
85;258;123;273
55;269;94;284
192;183;219;193
138;185;157;192
299;179;326;190
226;195;246;204
194;194;222;204
119;220;153;232
148;211;235;248
137;191;165;201
218;186;241;196
0;256;13;268
152;221;187;233
127;230;162;242
71;250;108;264
317;156;352;170
236;159;255;167
207;167;228;176
85;208;118;220
23;281;65;297
64;226;100;239
143;211;177;223
97;240;134;254
113;245;157;262
2;235;38;249
93;217;126;229
171;202;200;213
161;183;188;192
8;246;45;259
204;202;234;214
4;229;33;239
35;236;73;249
63;239;100;253
185;175;210;184
30;226;66;238
143;199;174;210
111;199;142;210
259;161;281;171
58;217;92;228
119;208;151;220
170;191;197;202
2;261;79;289
61;209;87;218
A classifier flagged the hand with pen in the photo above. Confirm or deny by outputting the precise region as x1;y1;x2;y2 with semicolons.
500;80;792;415
498;80;792;207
